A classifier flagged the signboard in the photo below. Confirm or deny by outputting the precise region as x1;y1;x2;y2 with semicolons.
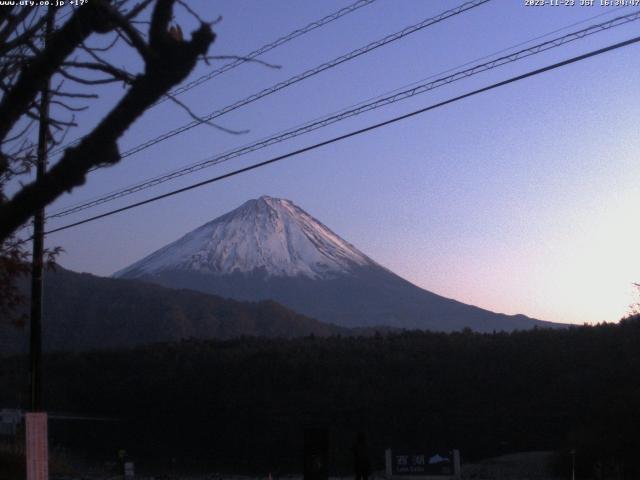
392;452;453;475
26;412;49;480
124;461;135;479
386;449;460;479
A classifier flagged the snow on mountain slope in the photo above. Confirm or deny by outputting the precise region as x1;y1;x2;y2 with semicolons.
113;195;558;331
114;196;376;279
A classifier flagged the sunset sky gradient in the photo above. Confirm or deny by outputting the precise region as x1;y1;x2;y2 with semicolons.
36;0;640;325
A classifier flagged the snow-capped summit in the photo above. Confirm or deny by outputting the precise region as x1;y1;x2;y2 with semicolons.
115;195;556;332
114;196;376;279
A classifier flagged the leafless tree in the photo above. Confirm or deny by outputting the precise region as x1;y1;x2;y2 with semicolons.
0;0;217;316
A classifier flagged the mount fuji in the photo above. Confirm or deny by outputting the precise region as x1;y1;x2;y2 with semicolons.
115;196;556;332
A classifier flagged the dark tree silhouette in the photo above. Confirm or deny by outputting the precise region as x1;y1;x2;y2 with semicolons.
0;0;215;241
0;0;217;316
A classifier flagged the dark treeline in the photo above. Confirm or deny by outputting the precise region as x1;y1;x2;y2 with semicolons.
1;317;640;476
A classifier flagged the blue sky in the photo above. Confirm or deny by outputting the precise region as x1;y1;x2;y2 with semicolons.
38;0;640;324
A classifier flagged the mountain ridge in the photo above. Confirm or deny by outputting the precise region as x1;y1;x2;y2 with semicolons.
0;266;355;354
116;196;560;332
114;196;376;280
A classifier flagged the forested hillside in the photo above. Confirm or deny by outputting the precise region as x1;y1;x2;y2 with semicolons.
1;317;639;476
0;267;348;353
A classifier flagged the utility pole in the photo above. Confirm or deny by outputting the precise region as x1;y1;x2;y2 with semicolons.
26;7;54;480
29;6;53;414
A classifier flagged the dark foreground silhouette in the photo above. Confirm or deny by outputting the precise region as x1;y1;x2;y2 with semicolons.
1;316;639;477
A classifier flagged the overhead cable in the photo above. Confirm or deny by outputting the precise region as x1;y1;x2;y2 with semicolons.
46;0;377;157
161;0;379;102
46;9;640;220
42;33;640;236
94;0;492;161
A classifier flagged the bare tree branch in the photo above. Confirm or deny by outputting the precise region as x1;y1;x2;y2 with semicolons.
103;3;154;61
49;100;88;113
203;55;281;70
0;0;215;242
0;4;106;142
164;91;249;135
81;33;121;52
52;91;99;99
0;7;31;45
1;118;36;145
59;68;125;85
0;15;48;56
62;61;135;84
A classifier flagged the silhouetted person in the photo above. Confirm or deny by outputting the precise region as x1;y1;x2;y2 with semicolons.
352;431;371;480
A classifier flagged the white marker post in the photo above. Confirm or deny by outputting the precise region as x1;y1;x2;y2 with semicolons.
25;412;49;480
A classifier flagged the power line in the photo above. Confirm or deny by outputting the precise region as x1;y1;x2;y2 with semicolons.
349;3;626;108
47;8;637;218
91;0;492;163
42;33;640;236
46;9;640;220
48;0;378;157
160;0;378;102
47;5;628;216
